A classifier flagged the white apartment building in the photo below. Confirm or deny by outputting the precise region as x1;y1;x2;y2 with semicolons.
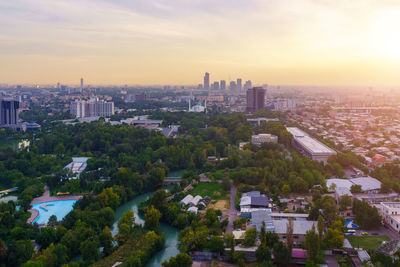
70;98;114;118
380;202;400;232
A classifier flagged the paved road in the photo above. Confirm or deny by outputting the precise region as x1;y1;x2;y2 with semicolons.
226;184;237;233
325;255;339;267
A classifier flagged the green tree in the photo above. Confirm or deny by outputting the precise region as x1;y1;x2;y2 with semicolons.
256;244;271;264
162;252;193;267
282;184;291;196
243;227;257;247
99;226;113;256
144;206;162;230
273;241;291;267
350;184;362;193
317;215;324;243
80;239;99;262
324;228;344;248
304;225;320;263
207;236;224;253
339;195;352;211
8;240;34;266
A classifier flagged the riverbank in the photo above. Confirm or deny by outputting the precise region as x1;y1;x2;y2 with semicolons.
109;191;180;267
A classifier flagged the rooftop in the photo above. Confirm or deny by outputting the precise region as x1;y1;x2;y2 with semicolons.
273;220;318;235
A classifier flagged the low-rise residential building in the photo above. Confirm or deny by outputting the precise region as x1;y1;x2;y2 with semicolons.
380;202;400;232
273;220;318;246
251;133;278;146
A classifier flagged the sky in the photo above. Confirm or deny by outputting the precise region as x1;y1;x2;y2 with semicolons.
0;0;400;86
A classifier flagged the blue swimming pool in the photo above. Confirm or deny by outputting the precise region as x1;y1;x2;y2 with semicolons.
31;199;77;225
345;219;359;229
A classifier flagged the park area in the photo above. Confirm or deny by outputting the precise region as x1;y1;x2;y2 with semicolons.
346;235;390;250
188;182;230;211
188;182;229;200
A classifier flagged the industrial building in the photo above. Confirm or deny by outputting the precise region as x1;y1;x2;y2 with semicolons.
286;127;336;164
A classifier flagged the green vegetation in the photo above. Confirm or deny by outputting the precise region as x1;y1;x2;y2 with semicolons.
93;228;164;267
188;182;229;200
352;199;382;229
346;235;389;250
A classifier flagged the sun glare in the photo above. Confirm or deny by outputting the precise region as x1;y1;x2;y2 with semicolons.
368;10;400;59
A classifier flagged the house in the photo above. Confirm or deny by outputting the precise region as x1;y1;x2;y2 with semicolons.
179;194;193;206
371;154;388;167
189;195;202;207
240;195;269;210
249;209;275;232
273;220;318;246
187;206;198;214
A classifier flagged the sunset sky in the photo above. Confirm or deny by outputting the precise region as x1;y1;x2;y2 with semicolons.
1;0;400;86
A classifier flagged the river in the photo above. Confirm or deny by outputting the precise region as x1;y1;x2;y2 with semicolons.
111;191;180;267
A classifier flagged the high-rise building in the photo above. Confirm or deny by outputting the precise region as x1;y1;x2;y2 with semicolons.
0;98;20;126
246;87;266;113
229;81;236;91
203;72;210;90
236;78;242;91
212;81;219;90
244;80;252;90
70;98;114;118
220;80;226;90
80;78;84;90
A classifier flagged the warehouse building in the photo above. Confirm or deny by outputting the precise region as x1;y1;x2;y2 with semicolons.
286;127;336;164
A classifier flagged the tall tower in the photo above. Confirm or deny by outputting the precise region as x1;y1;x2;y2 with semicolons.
220;80;226;90
246;87;266;113
237;78;242;91
0;98;20;126
80;78;84;90
203;72;210;90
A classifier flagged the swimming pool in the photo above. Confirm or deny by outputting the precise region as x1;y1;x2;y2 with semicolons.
345;219;359;229
31;199;77;225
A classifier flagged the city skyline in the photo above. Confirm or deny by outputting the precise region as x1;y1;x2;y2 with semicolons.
1;0;400;87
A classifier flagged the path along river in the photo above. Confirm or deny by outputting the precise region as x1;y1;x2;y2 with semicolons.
111;191;180;267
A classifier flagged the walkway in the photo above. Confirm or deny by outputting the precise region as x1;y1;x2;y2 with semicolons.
31;186;82;205
226;184;237;232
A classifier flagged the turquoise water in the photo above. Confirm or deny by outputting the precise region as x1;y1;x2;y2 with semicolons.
111;191;180;267
167;169;184;178
31;199;77;224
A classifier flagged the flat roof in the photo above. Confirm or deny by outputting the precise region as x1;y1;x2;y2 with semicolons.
295;135;336;155
287;127;307;137
350;177;381;191
273;220;318;235
287;127;336;155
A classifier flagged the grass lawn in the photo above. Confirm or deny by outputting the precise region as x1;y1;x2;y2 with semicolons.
346;235;390;250
189;182;229;200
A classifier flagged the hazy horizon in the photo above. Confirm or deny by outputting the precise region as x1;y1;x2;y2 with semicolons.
1;0;400;87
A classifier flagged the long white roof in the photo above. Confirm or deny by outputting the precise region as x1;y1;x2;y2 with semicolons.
287;127;336;155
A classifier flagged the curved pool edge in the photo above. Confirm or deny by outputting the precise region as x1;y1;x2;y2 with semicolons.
28;199;79;225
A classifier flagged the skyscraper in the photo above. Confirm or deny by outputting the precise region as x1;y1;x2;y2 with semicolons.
212;81;220;90
203;72;210;90
229;81;236;91
80;78;84;90
220;80;226;90
244;80;252;90
246;87;266;113
236;78;242;91
0;98;20;126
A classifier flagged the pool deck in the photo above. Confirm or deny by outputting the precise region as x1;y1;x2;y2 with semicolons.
27;186;82;224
